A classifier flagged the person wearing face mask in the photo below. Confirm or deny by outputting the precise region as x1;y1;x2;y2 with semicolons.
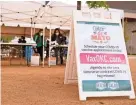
33;29;46;64
51;28;65;65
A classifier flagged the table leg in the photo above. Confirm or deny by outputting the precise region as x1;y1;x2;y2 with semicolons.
26;46;28;66
20;46;22;65
9;45;11;66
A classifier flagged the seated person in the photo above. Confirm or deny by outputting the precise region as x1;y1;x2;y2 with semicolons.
18;36;26;43
18;36;26;57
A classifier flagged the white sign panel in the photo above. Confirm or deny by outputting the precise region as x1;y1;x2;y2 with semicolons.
73;10;135;100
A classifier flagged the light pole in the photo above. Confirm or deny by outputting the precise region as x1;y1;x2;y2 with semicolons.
77;1;81;10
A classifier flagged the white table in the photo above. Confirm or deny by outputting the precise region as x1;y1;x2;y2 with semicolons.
56;45;68;48
1;43;36;66
0;43;36;46
51;45;68;48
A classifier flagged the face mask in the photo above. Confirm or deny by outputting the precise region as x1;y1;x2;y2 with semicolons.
56;33;59;35
40;33;43;36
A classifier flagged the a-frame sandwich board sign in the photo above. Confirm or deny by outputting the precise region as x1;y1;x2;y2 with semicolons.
64;18;78;84
64;10;135;101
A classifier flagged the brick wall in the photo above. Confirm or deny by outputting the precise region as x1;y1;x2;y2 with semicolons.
126;22;136;54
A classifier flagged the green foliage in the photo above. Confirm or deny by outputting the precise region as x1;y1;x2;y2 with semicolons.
1;36;14;42
86;1;109;9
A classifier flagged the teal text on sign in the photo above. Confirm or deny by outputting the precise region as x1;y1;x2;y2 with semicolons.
82;80;131;91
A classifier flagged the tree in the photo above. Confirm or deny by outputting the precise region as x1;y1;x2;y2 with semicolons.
77;1;108;10
78;1;129;42
86;1;109;9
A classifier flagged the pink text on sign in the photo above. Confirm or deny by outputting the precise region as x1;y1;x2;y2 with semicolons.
80;53;126;64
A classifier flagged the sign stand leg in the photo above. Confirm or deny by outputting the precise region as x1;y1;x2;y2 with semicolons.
80;96;86;101
129;95;135;99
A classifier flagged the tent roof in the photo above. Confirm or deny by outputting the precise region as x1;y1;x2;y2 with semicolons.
0;1;80;29
0;1;135;29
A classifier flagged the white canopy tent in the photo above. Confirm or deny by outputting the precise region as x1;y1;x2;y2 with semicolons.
0;1;125;67
0;1;82;67
0;1;83;29
0;1;125;29
0;1;125;37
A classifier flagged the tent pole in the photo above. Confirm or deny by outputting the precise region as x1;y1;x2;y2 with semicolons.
49;23;52;68
34;23;35;34
49;8;52;68
0;5;2;41
77;1;81;10
31;18;33;39
42;4;48;68
42;26;45;67
0;4;2;87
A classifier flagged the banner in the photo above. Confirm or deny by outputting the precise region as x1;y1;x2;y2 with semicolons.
73;10;135;100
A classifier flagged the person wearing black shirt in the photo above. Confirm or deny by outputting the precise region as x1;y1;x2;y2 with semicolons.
45;39;49;58
51;28;65;64
18;36;26;43
18;36;26;57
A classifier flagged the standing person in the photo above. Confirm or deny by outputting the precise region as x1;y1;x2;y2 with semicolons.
45;39;49;59
33;29;46;64
51;28;65;65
